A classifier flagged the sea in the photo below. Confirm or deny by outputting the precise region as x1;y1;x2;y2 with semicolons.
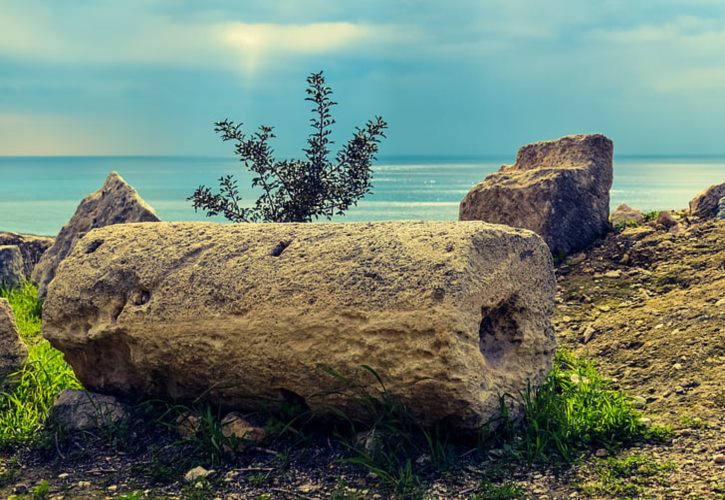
1;155;723;236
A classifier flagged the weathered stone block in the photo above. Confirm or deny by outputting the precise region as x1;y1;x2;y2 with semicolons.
43;221;556;431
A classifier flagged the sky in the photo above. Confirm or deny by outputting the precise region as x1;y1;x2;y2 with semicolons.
2;0;725;157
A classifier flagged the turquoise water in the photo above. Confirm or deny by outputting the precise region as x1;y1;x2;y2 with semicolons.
1;155;723;235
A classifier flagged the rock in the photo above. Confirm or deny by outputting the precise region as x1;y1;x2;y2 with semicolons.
610;204;644;228
459;134;613;257
184;466;213;483
220;412;266;450
689;182;725;219
31;172;160;299
603;270;622;278
0;233;54;278
0;298;27;377
595;448;609;458
49;389;128;431
638;417;652;427
42;221;556;432
176;412;202;438
714;453;725;465
0;246;25;290
718;197;725;220
656;211;678;229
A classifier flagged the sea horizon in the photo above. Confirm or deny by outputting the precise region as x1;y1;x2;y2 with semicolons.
2;153;723;236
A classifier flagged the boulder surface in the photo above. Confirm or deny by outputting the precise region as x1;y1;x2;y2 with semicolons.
0;246;25;290
0;233;54;278
43;221;556;431
32;172;160;298
459;134;613;257
0;298;27;377
689;182;725;219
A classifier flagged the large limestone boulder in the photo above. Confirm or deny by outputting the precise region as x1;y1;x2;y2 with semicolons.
0;298;27;377
0;246;25;290
689;182;725;219
43;221;556;432
459;134;614;257
0;233;54;278
32;172;160;298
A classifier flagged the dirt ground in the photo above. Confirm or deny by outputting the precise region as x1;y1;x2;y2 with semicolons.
1;218;723;499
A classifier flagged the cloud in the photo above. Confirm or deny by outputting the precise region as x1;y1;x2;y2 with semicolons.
0;1;408;76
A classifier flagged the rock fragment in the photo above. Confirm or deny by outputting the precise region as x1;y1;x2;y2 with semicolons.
32;172;160;298
0;298;27;377
459;134;613;256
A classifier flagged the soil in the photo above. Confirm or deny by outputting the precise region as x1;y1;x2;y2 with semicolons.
1;217;723;499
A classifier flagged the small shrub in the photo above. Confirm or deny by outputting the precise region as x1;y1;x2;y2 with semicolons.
190;71;387;223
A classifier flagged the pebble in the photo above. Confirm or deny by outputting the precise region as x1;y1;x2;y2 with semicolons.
633;395;647;408
77;481;91;489
184;466;213;482
638;417;652;427
595;448;609;458
604;270;622;278
714;454;725;465
57;473;70;479
673;363;683;370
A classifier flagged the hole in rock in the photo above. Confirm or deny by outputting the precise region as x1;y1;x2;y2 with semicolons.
479;297;523;369
85;239;104;254
270;240;292;257
131;288;150;306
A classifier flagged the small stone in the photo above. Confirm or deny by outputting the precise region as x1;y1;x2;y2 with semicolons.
597;305;611;312
57;473;70;479
582;326;596;344
638;417;652;427
298;484;320;493
50;390;127;431
673;363;683;370
654;323;664;329
595;448;609;458
604;270;622;278
713;454;725;465
632;396;647;408
77;481;91;489
184;466;213;483
107;485;117;492
220;412;266;451
13;484;28;494
176;412;201;438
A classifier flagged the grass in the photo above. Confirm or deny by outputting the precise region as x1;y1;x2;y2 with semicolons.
579;453;675;498
486;350;670;464
0;282;81;448
327;351;669;497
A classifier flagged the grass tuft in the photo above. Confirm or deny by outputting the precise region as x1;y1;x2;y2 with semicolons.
0;283;81;448
483;350;670;464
